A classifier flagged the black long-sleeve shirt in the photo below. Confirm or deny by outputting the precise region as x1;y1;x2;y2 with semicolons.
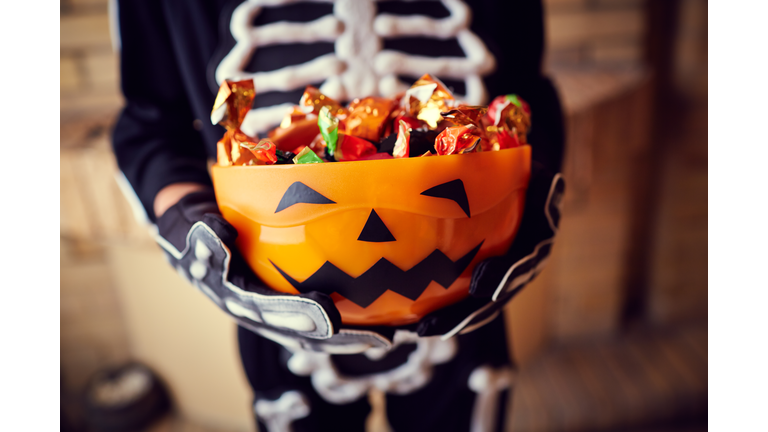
112;0;564;222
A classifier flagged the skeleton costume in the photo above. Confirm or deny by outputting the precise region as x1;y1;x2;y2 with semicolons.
112;1;564;431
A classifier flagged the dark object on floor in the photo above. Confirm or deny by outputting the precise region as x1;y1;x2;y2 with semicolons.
83;363;171;432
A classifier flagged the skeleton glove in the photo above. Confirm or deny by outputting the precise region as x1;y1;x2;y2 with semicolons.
155;188;343;344
416;163;565;338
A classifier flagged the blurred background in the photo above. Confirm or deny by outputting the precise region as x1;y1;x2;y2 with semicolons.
60;0;707;431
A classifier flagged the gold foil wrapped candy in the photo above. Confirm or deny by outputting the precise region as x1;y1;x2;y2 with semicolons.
211;76;534;166
400;74;457;129
212;79;262;166
344;97;397;141
299;86;348;118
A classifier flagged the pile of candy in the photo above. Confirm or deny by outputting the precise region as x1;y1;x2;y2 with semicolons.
212;74;531;166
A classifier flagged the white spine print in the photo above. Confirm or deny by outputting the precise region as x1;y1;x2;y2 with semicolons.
216;0;496;135
327;0;381;101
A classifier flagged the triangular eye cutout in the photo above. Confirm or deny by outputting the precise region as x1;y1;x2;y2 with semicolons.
421;179;471;217
275;182;335;213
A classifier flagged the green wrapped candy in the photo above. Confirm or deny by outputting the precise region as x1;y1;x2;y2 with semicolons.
293;146;324;164
318;105;339;157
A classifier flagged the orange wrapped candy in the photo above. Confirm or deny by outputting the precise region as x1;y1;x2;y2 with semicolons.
217;130;256;167
299;86;348;118
212;79;261;166
211;79;254;130
268;117;320;153
344;97;397;141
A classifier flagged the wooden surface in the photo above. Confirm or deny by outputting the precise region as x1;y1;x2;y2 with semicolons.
544;0;648;71
509;323;707;432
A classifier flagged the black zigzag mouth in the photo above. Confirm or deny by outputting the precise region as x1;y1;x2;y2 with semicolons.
271;241;483;308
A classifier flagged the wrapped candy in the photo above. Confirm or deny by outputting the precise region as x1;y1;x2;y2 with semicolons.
299;86;348;118
487;94;530;124
241;139;278;165
393;114;424;131
293;147;324;164
318;105;376;161
217;130;256;167
318;106;340;158
212;76;534;167
485;94;531;148
335;134;378;161
211;79;260;166
441;106;488;128
400;74;456;129
344;97;397;141
268;117;320;152
211;79;254;130
435;126;482;156
392;120;410;159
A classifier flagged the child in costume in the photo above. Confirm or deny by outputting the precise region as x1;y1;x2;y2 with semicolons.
112;1;565;430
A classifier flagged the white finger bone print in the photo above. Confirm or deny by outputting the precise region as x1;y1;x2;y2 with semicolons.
215;0;496;135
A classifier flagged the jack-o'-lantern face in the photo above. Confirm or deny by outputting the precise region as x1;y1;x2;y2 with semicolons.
211;146;531;326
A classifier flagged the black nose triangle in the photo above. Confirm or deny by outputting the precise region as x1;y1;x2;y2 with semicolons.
358;210;396;242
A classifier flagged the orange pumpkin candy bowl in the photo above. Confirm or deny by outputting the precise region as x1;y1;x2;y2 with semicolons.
211;145;531;327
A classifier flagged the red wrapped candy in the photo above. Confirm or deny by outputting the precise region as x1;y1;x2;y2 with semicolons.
435;126;482;156
335;134;378;161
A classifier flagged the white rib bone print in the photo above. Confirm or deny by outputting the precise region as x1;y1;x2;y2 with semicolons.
215;0;496;136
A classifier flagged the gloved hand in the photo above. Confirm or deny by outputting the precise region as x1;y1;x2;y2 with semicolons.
154;188;392;353
415;162;565;338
